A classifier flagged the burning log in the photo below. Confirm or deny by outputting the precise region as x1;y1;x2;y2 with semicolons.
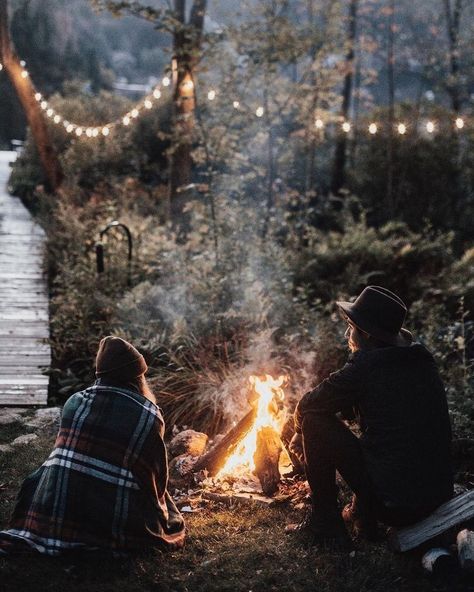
193;407;257;477
254;426;282;496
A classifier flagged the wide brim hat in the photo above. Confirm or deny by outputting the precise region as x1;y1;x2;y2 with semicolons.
337;286;412;346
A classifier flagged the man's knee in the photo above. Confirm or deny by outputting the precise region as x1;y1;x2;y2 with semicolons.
301;413;337;442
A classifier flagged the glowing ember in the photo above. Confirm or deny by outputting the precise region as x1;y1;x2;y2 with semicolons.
218;374;286;476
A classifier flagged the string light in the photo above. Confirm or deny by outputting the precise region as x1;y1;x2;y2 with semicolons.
398;123;407;135
1;59;471;142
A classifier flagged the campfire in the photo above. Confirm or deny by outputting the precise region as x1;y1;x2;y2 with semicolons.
193;374;290;496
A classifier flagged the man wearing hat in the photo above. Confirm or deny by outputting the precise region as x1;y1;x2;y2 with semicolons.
291;286;453;547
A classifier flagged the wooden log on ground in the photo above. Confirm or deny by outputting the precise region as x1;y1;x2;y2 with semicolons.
254;426;282;496
193;407;257;477
457;529;474;572
389;490;474;552
202;491;275;508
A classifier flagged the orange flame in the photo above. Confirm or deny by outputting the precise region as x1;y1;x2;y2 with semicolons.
218;374;287;476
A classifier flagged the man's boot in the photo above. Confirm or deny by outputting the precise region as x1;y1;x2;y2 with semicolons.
286;504;353;550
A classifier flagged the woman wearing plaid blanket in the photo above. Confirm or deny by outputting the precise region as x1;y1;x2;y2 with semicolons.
0;336;185;556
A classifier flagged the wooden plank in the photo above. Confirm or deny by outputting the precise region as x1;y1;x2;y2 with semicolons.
0;393;48;405
0;152;50;406
389;491;474;552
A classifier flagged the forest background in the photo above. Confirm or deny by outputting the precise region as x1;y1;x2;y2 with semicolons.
0;0;473;441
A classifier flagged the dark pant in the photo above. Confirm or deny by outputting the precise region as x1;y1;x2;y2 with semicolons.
301;413;432;527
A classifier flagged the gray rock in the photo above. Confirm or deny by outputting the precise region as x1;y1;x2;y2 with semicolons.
169;429;208;458
11;433;39;446
168;454;197;489
0;408;29;426
24;407;61;431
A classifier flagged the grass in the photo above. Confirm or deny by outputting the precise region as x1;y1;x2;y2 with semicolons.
1;432;473;592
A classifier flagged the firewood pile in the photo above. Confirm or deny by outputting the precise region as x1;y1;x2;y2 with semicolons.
167;419;310;512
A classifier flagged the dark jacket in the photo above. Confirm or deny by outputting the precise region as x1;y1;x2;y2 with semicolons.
295;343;453;511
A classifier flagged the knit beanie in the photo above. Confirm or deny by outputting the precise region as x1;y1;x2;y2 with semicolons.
95;336;147;381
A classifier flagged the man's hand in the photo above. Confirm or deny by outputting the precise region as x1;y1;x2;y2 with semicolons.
289;432;304;467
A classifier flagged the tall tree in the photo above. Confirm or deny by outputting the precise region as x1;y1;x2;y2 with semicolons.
0;0;63;190
93;0;207;220
386;0;395;217
330;0;358;196
169;0;206;220
443;0;464;113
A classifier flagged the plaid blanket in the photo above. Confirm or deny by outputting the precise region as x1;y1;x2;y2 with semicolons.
0;383;185;555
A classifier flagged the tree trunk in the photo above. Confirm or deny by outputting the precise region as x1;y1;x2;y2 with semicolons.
168;0;206;221
330;0;358;196
0;0;63;191
386;0;395;218
443;0;463;113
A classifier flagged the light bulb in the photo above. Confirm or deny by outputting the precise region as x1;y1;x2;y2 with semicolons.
315;118;324;129
342;121;351;133
144;99;153;109
34;92;42;101
66;124;74;133
46;108;54;117
398;123;407;135
256;106;264;117
162;76;170;87
123;116;130;126
131;109;139;118
21;70;28;78
75;127;83;136
53;115;61;124
207;89;216;101
102;127;110;136
233;100;240;109
426;121;435;133
153;89;161;99
40;101;47;110
369;123;377;134
455;117;464;129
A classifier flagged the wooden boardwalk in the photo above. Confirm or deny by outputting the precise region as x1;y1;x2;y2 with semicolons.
0;151;50;405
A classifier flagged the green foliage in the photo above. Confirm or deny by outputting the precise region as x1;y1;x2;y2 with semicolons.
348;105;474;237
10;84;171;199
